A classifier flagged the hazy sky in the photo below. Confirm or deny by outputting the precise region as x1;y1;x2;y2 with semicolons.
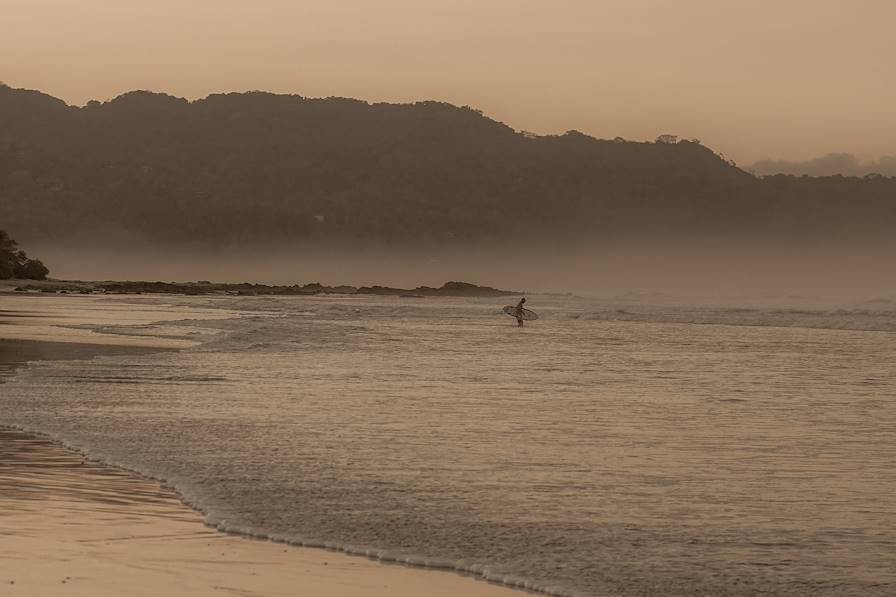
2;0;894;163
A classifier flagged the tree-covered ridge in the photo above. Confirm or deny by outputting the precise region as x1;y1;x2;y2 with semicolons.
0;84;893;246
0;229;49;279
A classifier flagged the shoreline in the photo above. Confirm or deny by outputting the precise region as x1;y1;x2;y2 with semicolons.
0;427;530;597
0;299;535;597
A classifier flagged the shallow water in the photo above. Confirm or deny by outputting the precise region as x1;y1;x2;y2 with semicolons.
2;294;895;596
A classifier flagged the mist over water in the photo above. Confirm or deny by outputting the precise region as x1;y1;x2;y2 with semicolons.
2;294;895;597
30;238;896;300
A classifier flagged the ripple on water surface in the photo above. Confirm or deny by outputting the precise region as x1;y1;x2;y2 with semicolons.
2;295;895;596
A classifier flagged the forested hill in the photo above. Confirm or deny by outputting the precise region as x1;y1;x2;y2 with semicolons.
1;84;893;246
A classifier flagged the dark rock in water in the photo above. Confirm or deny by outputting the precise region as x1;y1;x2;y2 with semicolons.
357;281;516;297
429;281;515;297
356;285;400;296
328;285;358;294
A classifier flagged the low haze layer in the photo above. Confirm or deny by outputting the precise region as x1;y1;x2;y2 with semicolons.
750;153;896;177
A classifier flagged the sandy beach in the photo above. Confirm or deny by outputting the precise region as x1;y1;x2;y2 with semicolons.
0;429;527;597
0;295;527;597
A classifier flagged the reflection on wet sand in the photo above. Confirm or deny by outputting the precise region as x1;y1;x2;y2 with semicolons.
0;428;526;597
0;430;186;513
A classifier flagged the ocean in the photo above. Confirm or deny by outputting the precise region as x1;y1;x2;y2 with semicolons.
2;293;895;596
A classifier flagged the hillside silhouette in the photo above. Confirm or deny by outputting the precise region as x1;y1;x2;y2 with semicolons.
1;84;893;247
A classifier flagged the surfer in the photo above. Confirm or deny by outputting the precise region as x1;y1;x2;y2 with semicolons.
502;299;537;325
515;297;527;327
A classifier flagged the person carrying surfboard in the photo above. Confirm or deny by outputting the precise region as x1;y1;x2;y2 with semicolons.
502;299;538;325
515;297;527;327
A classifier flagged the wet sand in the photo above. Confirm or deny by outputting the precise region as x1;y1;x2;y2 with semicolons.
0;338;169;379
0;296;526;597
0;429;527;597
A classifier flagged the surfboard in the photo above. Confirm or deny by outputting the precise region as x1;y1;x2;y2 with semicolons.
503;305;539;321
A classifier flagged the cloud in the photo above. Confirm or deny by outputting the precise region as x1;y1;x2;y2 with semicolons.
749;153;896;177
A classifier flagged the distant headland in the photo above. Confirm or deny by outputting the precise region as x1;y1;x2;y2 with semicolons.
2;228;520;298
5;279;518;298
